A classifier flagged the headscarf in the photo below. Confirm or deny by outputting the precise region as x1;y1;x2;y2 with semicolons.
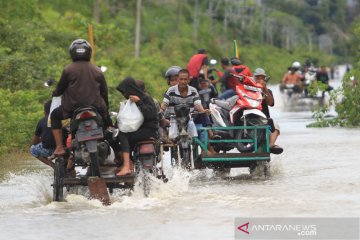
116;77;145;99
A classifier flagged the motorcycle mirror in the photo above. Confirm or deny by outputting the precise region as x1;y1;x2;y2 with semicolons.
100;66;107;72
44;78;56;87
210;59;217;65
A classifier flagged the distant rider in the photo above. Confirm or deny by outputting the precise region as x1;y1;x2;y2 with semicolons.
280;62;304;94
315;65;333;98
50;39;111;156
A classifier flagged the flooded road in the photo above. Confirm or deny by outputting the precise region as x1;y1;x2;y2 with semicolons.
1;67;359;240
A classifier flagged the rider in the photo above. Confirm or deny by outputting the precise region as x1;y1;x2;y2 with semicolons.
30;100;56;168
315;65;333;98
218;57;252;99
187;49;209;90
116;77;159;176
161;69;217;154
280;61;304;94
253;68;283;154
50;39;111;156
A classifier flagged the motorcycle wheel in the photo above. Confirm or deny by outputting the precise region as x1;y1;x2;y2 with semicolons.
179;147;191;169
89;152;101;177
170;146;179;166
53;157;65;201
234;117;266;152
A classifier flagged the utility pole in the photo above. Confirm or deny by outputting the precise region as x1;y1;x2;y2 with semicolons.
135;0;142;59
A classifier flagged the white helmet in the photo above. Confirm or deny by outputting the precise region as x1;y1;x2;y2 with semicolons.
292;61;301;69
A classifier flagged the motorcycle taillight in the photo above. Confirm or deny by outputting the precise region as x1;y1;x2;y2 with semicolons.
78;111;96;120
139;144;155;154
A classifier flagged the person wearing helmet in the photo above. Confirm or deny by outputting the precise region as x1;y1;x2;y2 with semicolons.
218;57;252;99
186;49;209;90
165;66;181;86
253;68;283;154
50;39;110;156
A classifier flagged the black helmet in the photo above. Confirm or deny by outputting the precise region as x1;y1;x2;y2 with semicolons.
69;39;92;61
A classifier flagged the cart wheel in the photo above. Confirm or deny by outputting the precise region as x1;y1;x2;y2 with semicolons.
53;157;65;201
250;161;270;177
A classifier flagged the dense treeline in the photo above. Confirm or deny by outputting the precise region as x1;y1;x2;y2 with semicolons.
0;0;359;155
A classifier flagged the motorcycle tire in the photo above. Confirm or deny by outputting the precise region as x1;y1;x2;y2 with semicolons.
234;117;266;152
53;157;65;201
89;152;101;177
179;147;191;169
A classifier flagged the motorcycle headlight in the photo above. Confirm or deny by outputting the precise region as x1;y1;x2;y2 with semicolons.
245;96;261;108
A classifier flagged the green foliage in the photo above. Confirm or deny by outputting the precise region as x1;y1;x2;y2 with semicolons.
0;89;50;155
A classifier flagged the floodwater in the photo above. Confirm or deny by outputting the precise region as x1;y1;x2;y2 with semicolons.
1;66;359;240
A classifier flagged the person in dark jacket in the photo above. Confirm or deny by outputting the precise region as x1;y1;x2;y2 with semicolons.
50;39;110;156
116;77;159;176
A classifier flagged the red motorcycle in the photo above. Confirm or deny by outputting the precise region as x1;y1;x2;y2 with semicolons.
210;73;268;152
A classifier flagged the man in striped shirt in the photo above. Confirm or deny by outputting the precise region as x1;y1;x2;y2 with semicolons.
161;69;217;155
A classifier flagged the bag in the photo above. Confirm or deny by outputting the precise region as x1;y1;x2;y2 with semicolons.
209;103;226;127
168;117;178;139
187;117;198;137
47;96;62;127
117;100;144;133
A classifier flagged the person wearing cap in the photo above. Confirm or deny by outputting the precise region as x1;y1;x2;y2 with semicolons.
218;57;252;99
253;68;283;154
186;49;209;90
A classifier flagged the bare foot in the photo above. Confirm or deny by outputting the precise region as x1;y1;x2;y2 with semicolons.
116;168;132;176
53;146;65;156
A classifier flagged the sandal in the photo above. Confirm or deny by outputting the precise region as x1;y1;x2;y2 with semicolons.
270;145;283;154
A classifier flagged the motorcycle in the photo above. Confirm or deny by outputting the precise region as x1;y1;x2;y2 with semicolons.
113;111;167;197
210;73;268;153
168;104;198;170
53;105;110;201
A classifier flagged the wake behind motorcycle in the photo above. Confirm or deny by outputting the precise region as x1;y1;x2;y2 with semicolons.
210;73;268;153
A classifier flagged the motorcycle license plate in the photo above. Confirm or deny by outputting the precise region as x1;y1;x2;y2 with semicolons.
76;127;104;142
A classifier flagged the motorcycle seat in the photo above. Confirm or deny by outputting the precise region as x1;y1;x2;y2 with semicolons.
135;138;156;146
212;99;232;110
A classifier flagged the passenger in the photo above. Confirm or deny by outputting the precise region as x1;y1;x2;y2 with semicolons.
315;65;333;98
187;48;209;90
218;57;252;100
50;39;111;156
253;68;283;154
198;78;217;109
30;100;56;168
116;77;159;176
161;69;218;155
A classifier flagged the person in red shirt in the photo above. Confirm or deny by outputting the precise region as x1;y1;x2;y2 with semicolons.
187;49;209;90
218;57;253;99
